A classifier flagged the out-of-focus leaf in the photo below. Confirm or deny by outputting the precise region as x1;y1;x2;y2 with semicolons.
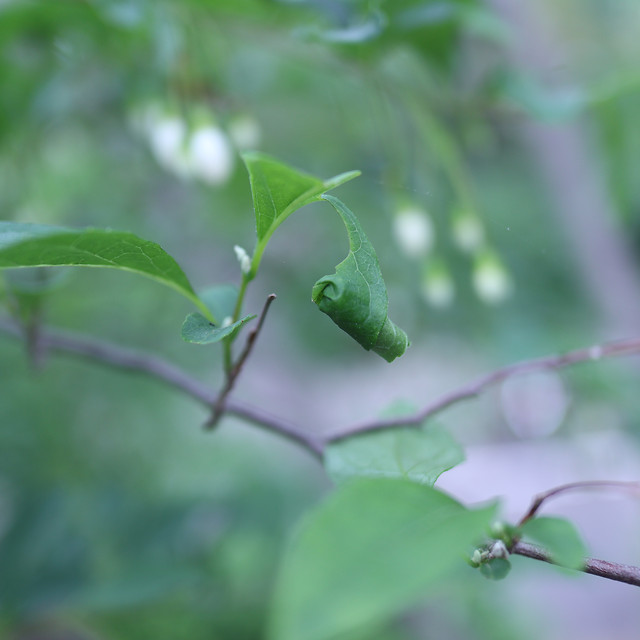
521;516;588;570
324;425;464;486
0;222;212;318
496;71;586;121
268;479;497;640
198;284;239;324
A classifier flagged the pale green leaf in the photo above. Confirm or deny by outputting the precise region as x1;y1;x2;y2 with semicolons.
268;479;496;640
0;222;211;318
181;312;255;344
521;516;588;570
325;426;464;486
198;284;239;325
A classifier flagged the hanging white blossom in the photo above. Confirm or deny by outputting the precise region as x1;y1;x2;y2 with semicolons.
393;206;434;258
472;251;512;304
148;115;191;179
452;212;485;253
188;125;235;185
228;115;262;150
421;261;455;309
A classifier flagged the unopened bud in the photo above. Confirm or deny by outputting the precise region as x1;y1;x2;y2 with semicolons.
233;245;251;275
393;206;434;258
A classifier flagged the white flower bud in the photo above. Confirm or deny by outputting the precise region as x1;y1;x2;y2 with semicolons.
471;549;483;566
188;126;235;185
228;115;262;150
393;206;434;258
421;261;455;309
452;211;484;253
473;251;512;304
233;245;251;275
148;115;191;179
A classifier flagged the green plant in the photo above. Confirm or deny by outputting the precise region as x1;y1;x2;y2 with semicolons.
1;151;639;640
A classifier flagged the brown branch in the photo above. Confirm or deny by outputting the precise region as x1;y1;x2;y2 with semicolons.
325;338;640;442
206;293;276;429
518;480;640;526
0;316;323;457
3;315;640;586
511;540;640;588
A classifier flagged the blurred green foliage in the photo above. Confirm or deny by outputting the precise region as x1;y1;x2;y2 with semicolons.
2;0;640;638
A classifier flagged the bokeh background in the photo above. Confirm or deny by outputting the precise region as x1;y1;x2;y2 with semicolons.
1;0;639;638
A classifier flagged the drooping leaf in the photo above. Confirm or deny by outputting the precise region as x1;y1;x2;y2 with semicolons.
521;516;588;570
325;425;464;486
312;195;409;362
181;312;255;344
268;479;496;640
0;222;212;318
242;151;360;248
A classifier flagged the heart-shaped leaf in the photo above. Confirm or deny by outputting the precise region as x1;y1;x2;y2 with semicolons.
325;425;464;486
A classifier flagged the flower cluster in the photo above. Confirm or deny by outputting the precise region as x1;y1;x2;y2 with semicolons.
392;201;512;308
131;104;261;186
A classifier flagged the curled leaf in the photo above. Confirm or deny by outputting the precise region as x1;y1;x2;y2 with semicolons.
312;195;409;362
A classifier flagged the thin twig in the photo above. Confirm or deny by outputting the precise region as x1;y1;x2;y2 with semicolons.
0;315;323;457
511;540;640;587
325;338;640;442
206;293;277;429
518;480;640;526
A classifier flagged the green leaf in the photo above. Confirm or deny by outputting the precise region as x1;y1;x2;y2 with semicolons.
521;516;588;570
0;222;212;319
268;479;496;640
198;284;240;325
181;312;256;344
242;151;360;254
325;425;464;486
312;195;409;362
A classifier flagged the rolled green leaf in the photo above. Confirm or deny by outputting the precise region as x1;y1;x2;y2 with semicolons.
312;195;409;362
